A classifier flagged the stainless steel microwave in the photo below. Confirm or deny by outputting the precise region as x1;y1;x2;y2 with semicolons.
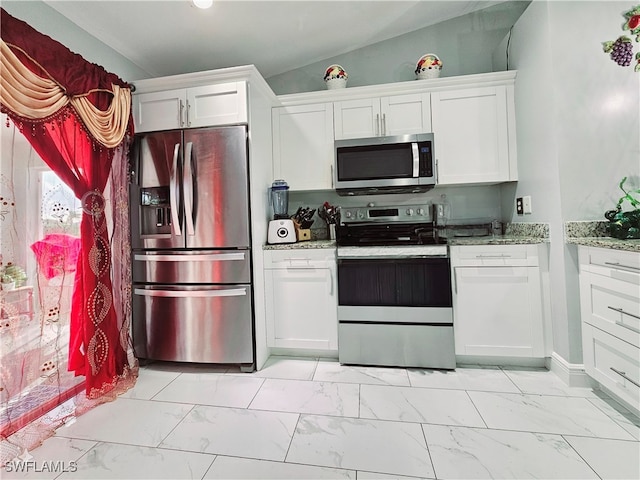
334;133;435;196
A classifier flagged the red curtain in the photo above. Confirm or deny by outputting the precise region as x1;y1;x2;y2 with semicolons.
1;9;134;398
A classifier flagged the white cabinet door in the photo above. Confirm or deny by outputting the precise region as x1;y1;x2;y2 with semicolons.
264;250;338;350
133;82;248;133
453;265;544;357
272;103;334;190
381;93;431;136
333;98;380;140
133;88;185;133
432;86;514;185
186;82;247;128
334;94;431;140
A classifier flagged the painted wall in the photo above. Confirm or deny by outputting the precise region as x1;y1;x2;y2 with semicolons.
497;1;640;364
266;2;530;95
2;1;150;82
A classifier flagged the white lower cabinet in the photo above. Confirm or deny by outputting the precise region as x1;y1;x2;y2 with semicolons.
263;248;338;351
578;246;640;413
450;245;546;358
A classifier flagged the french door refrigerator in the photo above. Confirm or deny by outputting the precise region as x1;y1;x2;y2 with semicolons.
130;125;254;370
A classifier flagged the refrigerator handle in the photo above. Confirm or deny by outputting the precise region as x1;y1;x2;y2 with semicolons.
183;141;195;236
169;143;182;236
134;288;247;298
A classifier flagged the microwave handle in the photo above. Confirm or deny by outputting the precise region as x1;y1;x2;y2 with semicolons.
412;142;420;177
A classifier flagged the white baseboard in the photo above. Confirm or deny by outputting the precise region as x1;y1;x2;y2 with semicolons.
548;352;595;388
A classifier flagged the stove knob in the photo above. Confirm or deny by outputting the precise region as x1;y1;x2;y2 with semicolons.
344;211;352;219
406;208;414;216
417;208;425;216
357;210;365;219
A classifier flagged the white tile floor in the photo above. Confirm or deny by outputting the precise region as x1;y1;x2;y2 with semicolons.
4;356;640;479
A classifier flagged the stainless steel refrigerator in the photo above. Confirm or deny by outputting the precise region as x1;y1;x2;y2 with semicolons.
130;125;254;370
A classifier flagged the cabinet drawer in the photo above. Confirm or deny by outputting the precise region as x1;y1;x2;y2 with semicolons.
581;271;640;347
450;245;539;267
263;248;335;268
580;247;640;283
583;323;639;410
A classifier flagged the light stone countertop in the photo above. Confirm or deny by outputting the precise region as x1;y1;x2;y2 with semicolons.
565;236;640;253
565;221;640;253
447;235;548;246
263;240;336;250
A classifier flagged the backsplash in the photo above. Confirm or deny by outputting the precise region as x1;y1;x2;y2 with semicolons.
288;184;504;228
504;222;549;238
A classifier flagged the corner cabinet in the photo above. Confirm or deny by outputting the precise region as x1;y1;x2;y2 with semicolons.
263;248;338;351
578;246;639;414
450;244;546;358
132;82;248;133
333;93;431;140
431;85;517;185
272;103;335;190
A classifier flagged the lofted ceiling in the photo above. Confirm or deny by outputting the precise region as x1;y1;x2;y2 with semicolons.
41;0;509;79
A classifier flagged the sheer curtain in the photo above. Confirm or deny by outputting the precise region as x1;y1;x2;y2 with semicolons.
0;9;137;462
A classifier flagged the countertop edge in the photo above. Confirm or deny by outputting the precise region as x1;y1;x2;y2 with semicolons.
566;237;640;253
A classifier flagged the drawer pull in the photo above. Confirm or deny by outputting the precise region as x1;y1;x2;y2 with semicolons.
476;254;511;259
610;367;640;388
607;306;640;321
604;261;640;272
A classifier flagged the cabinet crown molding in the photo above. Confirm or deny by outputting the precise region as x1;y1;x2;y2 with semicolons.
276;71;517;106
131;64;277;101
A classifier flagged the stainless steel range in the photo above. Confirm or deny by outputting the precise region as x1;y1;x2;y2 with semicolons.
336;204;455;369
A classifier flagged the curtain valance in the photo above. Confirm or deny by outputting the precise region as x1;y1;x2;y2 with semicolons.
0;8;133;147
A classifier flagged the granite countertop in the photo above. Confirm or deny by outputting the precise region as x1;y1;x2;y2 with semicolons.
565;221;640;253
263;240;336;250
565;236;640;252
447;235;548;246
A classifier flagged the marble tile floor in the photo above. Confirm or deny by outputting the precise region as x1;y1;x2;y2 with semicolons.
4;356;639;480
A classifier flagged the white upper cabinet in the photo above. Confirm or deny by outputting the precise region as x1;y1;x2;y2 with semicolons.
431;85;517;185
334;93;431;140
272;103;334;190
133;82;248;132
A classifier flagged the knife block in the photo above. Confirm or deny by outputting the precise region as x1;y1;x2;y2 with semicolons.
293;221;311;242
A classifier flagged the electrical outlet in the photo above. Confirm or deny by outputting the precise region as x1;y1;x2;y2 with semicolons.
516;197;524;215
523;196;532;214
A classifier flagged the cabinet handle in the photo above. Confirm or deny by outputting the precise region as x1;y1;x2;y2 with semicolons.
610;367;640;388
453;268;458;294
435;159;439;183
179;100;185;127
330;164;334;189
475;254;511;259
186;101;191;127
329;271;334;296
604;262;640;272
375;114;380;136
381;113;386;136
607;306;640;321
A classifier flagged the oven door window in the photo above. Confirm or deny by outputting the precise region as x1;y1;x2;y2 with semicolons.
337;258;451;307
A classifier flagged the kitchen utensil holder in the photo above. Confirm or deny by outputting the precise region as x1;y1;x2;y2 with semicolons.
294;221;311;241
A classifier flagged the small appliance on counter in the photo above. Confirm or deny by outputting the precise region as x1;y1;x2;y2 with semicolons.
267;179;296;244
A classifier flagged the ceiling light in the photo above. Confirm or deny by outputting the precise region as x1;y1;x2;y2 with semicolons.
192;0;213;9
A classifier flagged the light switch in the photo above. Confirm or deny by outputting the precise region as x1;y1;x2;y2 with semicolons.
523;196;532;214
